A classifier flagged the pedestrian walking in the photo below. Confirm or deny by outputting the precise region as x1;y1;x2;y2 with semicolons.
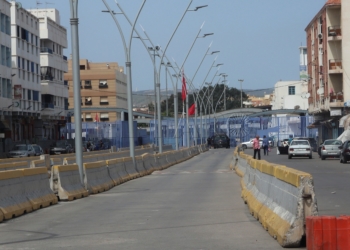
262;135;269;156
253;135;261;160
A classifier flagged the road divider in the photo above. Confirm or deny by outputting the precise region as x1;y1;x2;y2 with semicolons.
123;157;140;179
232;147;318;247
83;161;115;194
106;158;129;185
51;164;89;201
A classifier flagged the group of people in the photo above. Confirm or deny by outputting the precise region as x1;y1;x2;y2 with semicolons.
252;135;270;160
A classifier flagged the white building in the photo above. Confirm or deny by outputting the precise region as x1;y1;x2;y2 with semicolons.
28;8;68;140
271;81;309;111
0;0;12;137
10;1;41;141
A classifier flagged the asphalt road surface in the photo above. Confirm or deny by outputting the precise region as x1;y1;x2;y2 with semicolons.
244;148;350;216
0;149;284;250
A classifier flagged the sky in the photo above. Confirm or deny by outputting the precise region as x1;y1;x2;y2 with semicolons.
23;0;327;92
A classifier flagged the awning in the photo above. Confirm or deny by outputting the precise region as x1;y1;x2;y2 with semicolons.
0;120;10;130
307;120;320;129
339;114;350;128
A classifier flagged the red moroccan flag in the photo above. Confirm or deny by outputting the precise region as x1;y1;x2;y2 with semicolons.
182;70;187;101
188;103;195;116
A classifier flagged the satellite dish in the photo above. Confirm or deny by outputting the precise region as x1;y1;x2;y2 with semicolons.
15;2;22;9
306;93;310;98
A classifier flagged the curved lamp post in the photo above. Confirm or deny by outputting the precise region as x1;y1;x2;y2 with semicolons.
101;0;147;162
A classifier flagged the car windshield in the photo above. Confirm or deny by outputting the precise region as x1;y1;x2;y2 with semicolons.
215;135;227;141
13;145;27;151
291;140;309;146
324;140;342;145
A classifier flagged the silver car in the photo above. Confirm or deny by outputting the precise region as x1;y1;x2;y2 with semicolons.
7;144;36;158
288;139;312;159
320;139;342;160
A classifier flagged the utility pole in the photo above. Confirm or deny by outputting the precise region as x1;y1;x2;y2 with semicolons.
238;79;244;108
221;74;228;110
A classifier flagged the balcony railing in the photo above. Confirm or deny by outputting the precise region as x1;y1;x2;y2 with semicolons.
328;26;341;37
40;47;53;54
63;55;68;61
41;102;54;109
41;75;54;81
329;59;342;70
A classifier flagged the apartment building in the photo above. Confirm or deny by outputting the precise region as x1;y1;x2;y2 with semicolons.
28;8;68;141
64;59;128;123
0;0;12;139
305;0;348;140
10;1;41;142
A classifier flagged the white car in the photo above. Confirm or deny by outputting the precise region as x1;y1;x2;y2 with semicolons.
288;140;312;159
241;138;272;149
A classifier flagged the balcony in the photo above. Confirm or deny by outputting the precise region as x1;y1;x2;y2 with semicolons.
41;75;54;81
329;59;342;74
328;26;342;41
329;92;343;108
40;47;53;54
41;102;54;109
63;55;68;61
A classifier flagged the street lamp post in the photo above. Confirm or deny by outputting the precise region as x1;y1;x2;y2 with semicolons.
238;79;244;108
102;0;146;162
69;0;83;183
221;74;228;110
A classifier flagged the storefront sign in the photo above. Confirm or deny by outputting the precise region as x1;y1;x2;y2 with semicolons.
330;109;342;116
14;85;22;99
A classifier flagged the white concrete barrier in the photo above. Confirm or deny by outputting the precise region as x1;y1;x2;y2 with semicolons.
20;167;58;210
0;161;28;171
141;153;155;175
234;149;318;247
106;158;130;184
50;164;89;201
135;155;147;176
0;156;40;168
123;157;140;179
83;161;115;194
0;170;33;220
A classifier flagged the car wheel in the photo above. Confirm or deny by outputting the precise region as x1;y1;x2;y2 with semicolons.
242;145;247;150
309;155;312;159
288;154;292;159
321;156;325;160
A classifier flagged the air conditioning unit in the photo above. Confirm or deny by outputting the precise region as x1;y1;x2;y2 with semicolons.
318;33;323;39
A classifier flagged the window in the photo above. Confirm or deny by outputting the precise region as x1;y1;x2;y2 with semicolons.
100;112;109;121
99;80;108;88
27;89;31;100
100;96;109;105
85;113;93;121
85;97;92;105
288;86;295;95
84;80;92;89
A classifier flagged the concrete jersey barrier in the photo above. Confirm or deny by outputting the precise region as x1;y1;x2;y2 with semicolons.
123;157;140;179
51;164;89;201
234;149;318;247
106;158;130;184
83;161;115;194
0;161;28;171
141;153;156;174
135;155;147;176
0;170;33;220
0;156;40;168
20;167;58;210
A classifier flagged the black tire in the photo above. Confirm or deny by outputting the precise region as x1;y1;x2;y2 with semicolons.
288;154;292;159
242;145;247;149
309;155;312;159
321;156;325;160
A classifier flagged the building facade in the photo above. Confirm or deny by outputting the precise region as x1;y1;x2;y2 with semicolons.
65;59;128;123
271;81;309;111
305;0;348;140
28;8;69;141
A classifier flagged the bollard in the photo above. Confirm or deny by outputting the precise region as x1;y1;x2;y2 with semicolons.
337;216;350;250
306;216;323;250
322;216;336;250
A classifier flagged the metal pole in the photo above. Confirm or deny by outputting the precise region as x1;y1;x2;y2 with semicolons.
238;79;244;108
174;81;179;150
166;67;168;117
186;88;190;147
69;0;83;183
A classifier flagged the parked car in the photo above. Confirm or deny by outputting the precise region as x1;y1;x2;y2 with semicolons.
293;137;318;152
50;140;74;155
32;144;44;156
212;134;230;149
7;144;36;158
288;139;312;159
320;139;342;160
241;138;272;149
339;140;350;163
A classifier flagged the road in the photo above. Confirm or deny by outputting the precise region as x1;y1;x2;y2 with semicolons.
244;148;350;216
0;149;283;250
